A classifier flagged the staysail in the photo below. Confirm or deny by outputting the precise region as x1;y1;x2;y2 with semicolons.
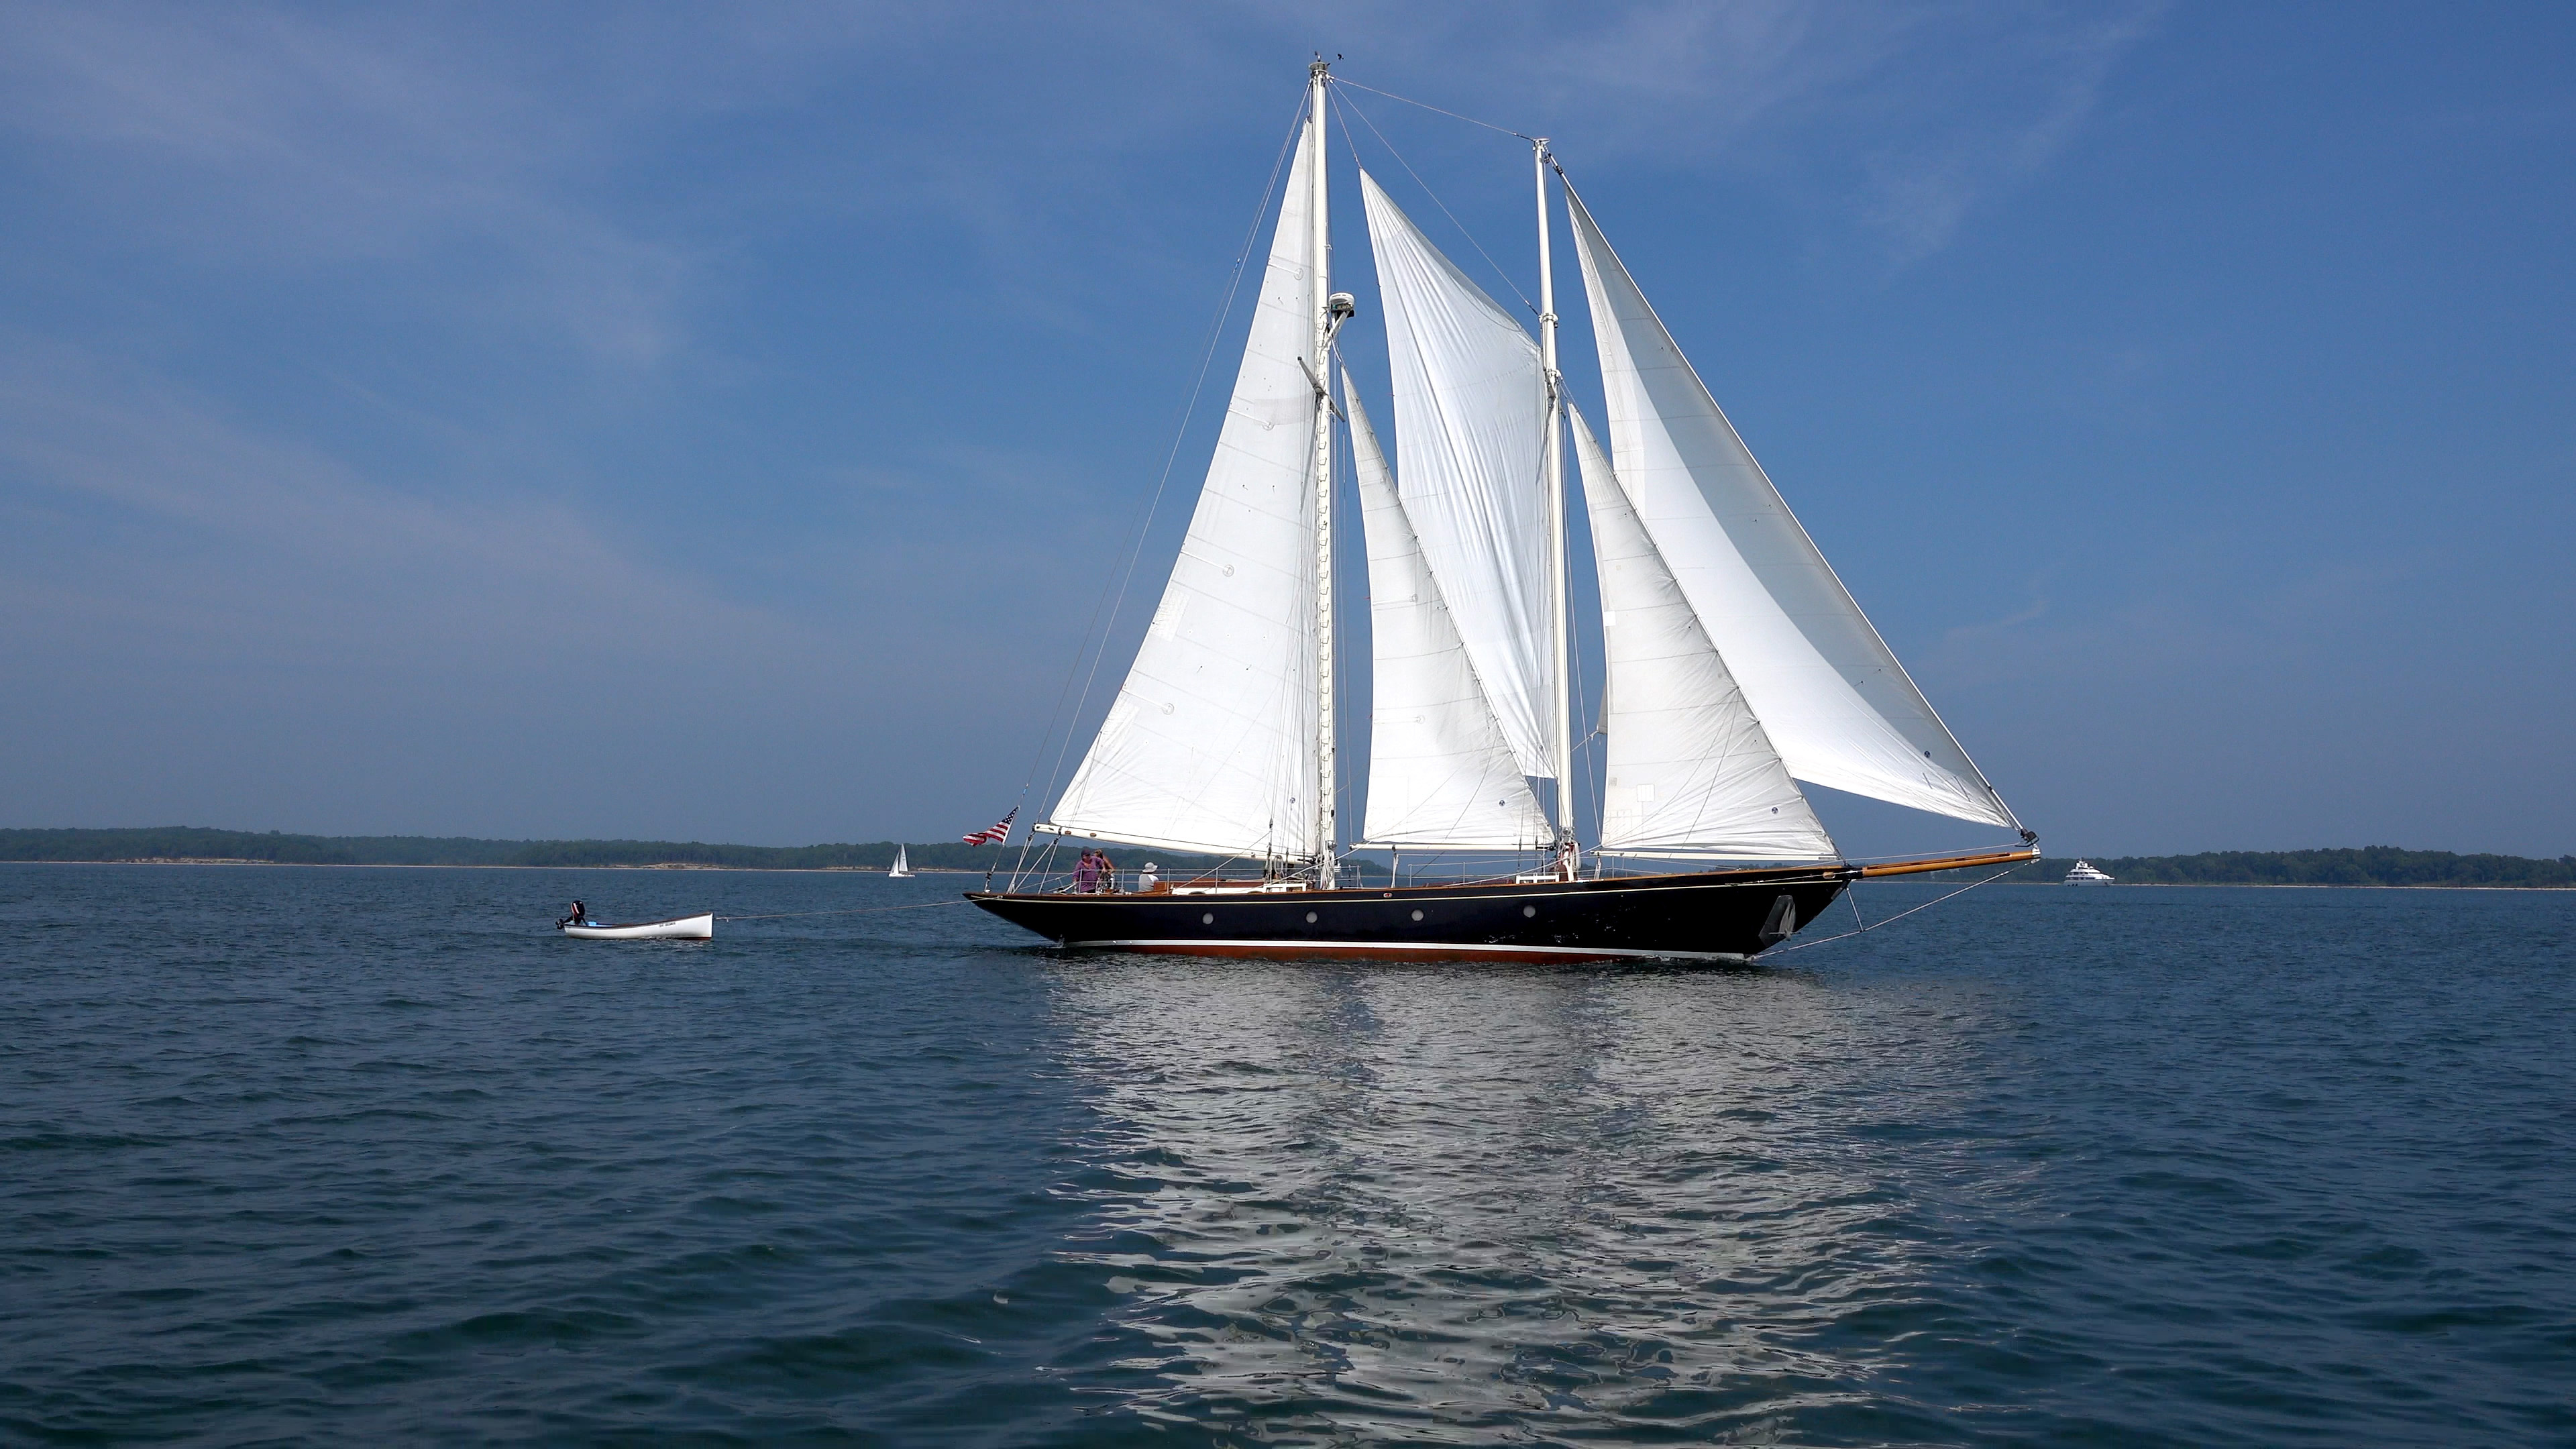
1564;184;2019;830
1572;407;1835;859
1349;370;1551;850
1360;171;1556;781
1041;129;1324;859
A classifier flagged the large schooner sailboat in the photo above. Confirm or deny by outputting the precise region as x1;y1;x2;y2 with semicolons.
969;62;2037;961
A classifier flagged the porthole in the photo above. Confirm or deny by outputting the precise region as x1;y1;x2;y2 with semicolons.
1522;904;1537;918
1410;909;1424;922
1304;911;1318;924
1201;913;1215;925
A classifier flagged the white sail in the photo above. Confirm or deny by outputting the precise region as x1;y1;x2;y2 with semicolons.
1573;407;1835;859
1348;370;1551;851
1042;129;1324;859
1360;171;1556;781
1564;186;2019;830
889;845;910;878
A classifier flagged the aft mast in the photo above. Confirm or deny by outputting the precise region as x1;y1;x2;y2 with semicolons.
1535;139;1576;877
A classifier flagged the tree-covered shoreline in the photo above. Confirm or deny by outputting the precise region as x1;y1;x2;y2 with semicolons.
1955;847;2576;888
3;829;2571;887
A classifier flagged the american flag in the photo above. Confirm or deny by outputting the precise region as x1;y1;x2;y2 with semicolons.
961;807;1016;847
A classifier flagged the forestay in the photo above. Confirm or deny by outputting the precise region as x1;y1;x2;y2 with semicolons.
1042;131;1324;859
1360;172;1556;781
1350;371;1551;851
1564;185;2019;830
1574;407;1836;859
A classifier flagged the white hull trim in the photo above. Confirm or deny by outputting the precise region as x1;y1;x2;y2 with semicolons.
563;913;714;941
1069;936;1750;963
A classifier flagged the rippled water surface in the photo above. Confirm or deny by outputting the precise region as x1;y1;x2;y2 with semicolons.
3;864;2571;1445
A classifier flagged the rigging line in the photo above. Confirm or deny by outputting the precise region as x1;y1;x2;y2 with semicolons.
1762;865;2020;955
1331;87;1539;317
1328;346;1365;845
1515;390;1593;852
1023;91;1310;852
1011;832;1067;893
1333;76;1532;142
1566;533;1587;845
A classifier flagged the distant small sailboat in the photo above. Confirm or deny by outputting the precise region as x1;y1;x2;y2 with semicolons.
2064;861;2114;885
561;912;715;940
889;846;914;879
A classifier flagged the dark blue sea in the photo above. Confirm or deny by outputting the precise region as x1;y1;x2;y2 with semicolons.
3;864;2570;1446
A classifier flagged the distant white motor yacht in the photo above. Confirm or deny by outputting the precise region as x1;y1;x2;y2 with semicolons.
2064;860;2114;885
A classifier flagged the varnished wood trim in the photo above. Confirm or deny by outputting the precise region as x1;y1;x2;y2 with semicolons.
1857;848;2039;879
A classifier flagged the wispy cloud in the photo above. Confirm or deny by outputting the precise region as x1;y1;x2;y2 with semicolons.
1275;0;2171;265
0;336;790;665
11;0;2551;854
0;0;2166;375
0;4;733;364
1853;3;2169;262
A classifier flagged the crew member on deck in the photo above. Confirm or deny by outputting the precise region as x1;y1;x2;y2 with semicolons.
559;900;590;928
1136;861;1158;892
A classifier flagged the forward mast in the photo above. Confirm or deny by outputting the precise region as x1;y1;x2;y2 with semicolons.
1306;59;1340;890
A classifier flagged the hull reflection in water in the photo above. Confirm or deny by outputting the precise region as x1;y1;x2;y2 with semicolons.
1047;957;1996;1439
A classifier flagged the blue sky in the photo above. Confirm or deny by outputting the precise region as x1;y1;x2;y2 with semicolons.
1;1;2568;857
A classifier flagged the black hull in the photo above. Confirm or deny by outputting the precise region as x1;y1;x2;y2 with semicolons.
966;864;1853;963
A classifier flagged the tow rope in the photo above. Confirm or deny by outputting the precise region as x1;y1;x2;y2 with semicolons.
715;900;975;922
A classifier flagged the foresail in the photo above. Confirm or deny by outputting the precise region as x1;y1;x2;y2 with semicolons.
1564;186;2019;830
1042;131;1322;859
1360;172;1556;780
1574;408;1835;859
1350;372;1550;851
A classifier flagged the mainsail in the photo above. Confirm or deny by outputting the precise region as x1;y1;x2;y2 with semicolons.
1041;129;1324;858
1349;370;1551;850
1564;184;2019;830
1572;407;1835;859
1360;171;1556;781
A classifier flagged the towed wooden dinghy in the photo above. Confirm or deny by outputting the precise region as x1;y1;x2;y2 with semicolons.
561;912;714;941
